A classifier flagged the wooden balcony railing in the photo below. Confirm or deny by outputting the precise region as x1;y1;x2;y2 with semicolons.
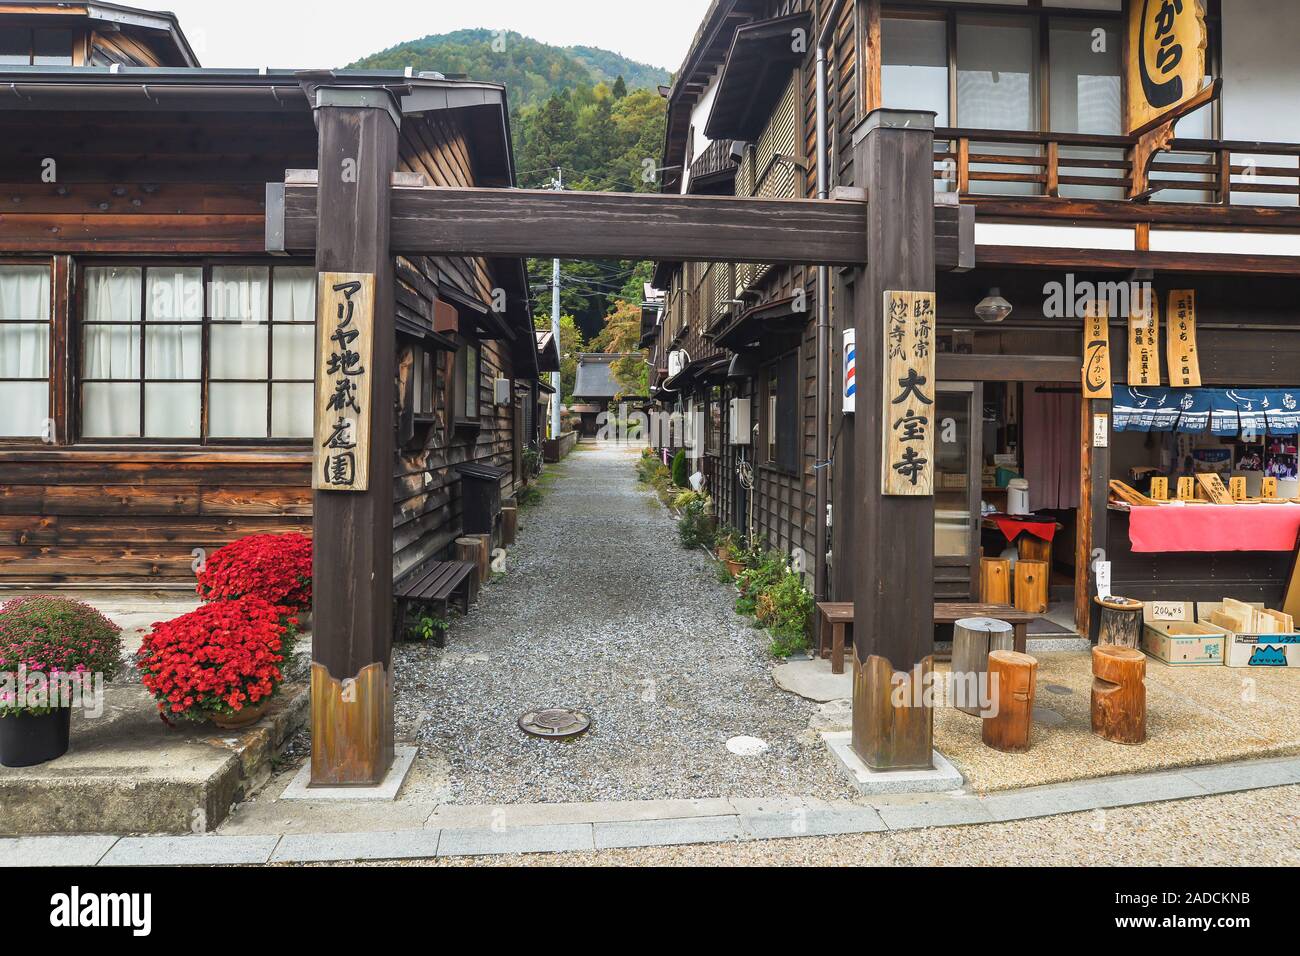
933;127;1300;207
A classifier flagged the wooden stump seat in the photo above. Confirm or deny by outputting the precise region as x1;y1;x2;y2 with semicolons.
816;602;1037;676
1092;645;1147;745
952;617;1015;717
1095;596;1144;648
1014;559;1049;614
982;650;1038;752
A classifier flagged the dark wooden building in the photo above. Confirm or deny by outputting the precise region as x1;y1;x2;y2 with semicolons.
648;0;1300;637
0;3;542;587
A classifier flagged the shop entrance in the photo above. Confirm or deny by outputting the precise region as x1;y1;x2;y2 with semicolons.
934;375;1083;634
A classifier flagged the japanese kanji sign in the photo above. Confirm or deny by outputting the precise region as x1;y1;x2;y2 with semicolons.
1083;299;1113;400
314;272;375;493
882;290;936;497
1167;289;1202;388
1126;0;1208;135
1128;287;1162;387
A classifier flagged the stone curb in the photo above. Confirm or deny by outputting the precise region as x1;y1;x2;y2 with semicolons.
2;755;1296;866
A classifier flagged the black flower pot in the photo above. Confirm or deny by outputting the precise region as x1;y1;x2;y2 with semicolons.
0;709;73;768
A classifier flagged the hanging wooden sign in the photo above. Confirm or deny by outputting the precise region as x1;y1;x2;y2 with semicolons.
314;272;375;493
882;290;936;497
1128;287;1162;387
1126;0;1209;136
1167;289;1201;388
1083;299;1113;400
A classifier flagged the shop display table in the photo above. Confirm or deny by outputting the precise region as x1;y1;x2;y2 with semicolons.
1123;502;1300;553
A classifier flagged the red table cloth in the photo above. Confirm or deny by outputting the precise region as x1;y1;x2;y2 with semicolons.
991;516;1058;544
1127;504;1300;553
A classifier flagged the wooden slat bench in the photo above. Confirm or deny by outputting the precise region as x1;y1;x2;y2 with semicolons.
393;560;479;646
816;601;1036;675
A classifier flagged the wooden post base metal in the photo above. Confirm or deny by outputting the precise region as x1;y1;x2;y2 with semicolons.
310;662;395;787
852;655;935;771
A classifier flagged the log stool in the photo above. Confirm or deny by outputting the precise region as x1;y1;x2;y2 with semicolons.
1014;559;1049;614
501;502;519;547
1092;645;1147;745
1095;596;1144;648
982;650;1038;752
979;558;1012;605
952;618;1015;716
1018;535;1052;566
456;535;491;585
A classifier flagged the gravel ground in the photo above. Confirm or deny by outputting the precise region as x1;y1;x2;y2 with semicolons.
389;783;1300;867
393;442;852;805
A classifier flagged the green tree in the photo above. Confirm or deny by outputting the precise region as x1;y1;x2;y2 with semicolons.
612;75;628;99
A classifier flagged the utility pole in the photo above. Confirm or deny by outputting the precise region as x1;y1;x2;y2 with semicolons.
550;166;563;440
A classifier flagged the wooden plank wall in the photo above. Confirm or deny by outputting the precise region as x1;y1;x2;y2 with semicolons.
0;107;521;586
393;115;521;581
663;0;859;572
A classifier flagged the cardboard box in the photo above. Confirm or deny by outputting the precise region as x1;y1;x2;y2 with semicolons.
1197;602;1300;669
1142;602;1227;666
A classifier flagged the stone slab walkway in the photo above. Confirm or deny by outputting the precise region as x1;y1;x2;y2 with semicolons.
5;754;1296;865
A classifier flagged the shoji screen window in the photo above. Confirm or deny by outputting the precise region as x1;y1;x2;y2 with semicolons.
80;264;316;442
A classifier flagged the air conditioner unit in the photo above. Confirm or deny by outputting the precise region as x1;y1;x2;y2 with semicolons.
667;350;687;379
728;398;751;445
493;378;511;405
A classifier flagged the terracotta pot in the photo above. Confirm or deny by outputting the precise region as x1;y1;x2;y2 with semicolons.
725;559;746;578
0;709;72;768
211;698;270;730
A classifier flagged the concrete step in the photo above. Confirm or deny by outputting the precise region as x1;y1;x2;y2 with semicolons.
0;683;308;836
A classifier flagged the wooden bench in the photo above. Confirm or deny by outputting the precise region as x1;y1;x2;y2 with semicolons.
816;601;1036;675
393;560;479;646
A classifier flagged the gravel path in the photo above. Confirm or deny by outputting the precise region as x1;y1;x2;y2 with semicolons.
393;442;851;805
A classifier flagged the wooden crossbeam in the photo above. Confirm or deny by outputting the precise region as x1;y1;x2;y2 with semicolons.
272;183;974;271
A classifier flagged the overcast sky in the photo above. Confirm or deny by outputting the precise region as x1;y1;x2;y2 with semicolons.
161;0;712;73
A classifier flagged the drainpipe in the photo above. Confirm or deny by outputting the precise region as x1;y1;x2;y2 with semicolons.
813;0;846;622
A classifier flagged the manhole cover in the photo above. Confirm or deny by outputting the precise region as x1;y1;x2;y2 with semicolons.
518;708;591;740
1045;684;1073;696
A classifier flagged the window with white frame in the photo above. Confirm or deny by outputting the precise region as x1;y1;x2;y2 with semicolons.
0;263;52;439
79;264;316;442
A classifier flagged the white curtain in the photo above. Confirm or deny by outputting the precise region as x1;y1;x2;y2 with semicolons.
82;267;141;439
0;265;51;438
144;268;201;438
210;267;270;438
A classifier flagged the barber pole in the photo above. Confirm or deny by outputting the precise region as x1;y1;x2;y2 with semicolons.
843;328;857;414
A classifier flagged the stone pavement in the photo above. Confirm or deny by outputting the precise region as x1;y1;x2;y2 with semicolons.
3;754;1296;865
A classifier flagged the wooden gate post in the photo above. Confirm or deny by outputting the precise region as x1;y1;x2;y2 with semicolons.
306;82;400;787
851;109;938;771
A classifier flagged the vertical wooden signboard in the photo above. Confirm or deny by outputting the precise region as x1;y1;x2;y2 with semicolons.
1128;286;1162;387
314;273;375;493
1083;299;1113;400
1125;0;1209;136
1167;289;1201;388
882;290;937;497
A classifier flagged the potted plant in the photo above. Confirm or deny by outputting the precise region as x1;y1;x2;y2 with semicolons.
0;597;123;768
196;532;312;627
136;595;297;730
